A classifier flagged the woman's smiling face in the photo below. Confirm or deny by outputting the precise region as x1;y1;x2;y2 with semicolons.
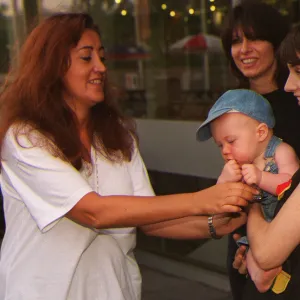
231;27;277;82
63;29;107;110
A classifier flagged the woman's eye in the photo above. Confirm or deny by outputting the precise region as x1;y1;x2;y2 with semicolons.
100;56;106;63
81;56;92;62
232;37;241;44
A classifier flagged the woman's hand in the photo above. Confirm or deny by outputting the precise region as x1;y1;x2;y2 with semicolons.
213;212;247;237
198;182;259;215
232;233;248;274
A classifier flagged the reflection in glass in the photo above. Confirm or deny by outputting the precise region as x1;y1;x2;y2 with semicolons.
1;0;299;121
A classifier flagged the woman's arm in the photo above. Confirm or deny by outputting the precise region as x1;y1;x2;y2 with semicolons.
67;183;254;229
68;145;256;230
2;128;257;232
247;189;300;269
127;148;247;238
140;212;247;239
246;249;282;293
232;234;282;292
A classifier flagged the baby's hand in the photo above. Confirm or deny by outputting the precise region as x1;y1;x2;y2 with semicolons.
217;160;242;183
241;164;262;186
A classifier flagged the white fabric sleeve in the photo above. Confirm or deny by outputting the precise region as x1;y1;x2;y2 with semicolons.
2;129;93;232
128;144;155;196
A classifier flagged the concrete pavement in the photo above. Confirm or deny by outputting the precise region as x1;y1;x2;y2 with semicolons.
137;249;233;300
140;264;232;300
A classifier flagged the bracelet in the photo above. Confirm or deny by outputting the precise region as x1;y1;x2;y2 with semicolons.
208;215;221;239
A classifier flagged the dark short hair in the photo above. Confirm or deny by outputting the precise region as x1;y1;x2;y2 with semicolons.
221;1;290;89
280;23;300;66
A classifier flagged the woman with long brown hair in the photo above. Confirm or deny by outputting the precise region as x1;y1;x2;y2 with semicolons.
0;13;256;300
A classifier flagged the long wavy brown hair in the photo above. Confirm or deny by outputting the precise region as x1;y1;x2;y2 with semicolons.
0;13;137;170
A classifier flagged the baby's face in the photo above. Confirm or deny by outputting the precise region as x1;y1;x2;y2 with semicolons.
211;112;261;165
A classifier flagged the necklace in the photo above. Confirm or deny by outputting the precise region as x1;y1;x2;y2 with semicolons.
93;148;99;194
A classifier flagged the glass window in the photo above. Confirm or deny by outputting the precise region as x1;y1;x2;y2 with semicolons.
3;0;299;122
90;0;233;120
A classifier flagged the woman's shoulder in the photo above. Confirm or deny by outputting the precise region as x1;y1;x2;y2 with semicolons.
262;89;298;107
263;89;296;102
4;123;46;148
263;90;299;115
2;123;59;163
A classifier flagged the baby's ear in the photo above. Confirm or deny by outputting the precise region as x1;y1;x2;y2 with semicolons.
256;123;269;141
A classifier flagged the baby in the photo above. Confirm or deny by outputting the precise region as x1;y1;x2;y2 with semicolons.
197;89;299;223
196;89;299;291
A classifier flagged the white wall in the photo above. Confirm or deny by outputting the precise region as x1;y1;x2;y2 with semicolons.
136;118;228;271
136;118;224;179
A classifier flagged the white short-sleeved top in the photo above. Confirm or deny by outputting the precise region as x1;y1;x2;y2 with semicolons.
0;128;154;300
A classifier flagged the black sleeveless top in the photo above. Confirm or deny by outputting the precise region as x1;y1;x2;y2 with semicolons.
242;168;300;300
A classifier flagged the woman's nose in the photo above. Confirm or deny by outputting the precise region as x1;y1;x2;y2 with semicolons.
284;73;297;93
240;38;252;54
94;57;106;73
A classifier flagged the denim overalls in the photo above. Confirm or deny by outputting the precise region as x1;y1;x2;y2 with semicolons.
237;135;282;247
260;135;282;221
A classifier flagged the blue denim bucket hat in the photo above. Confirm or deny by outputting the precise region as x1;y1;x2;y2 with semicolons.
196;89;275;141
